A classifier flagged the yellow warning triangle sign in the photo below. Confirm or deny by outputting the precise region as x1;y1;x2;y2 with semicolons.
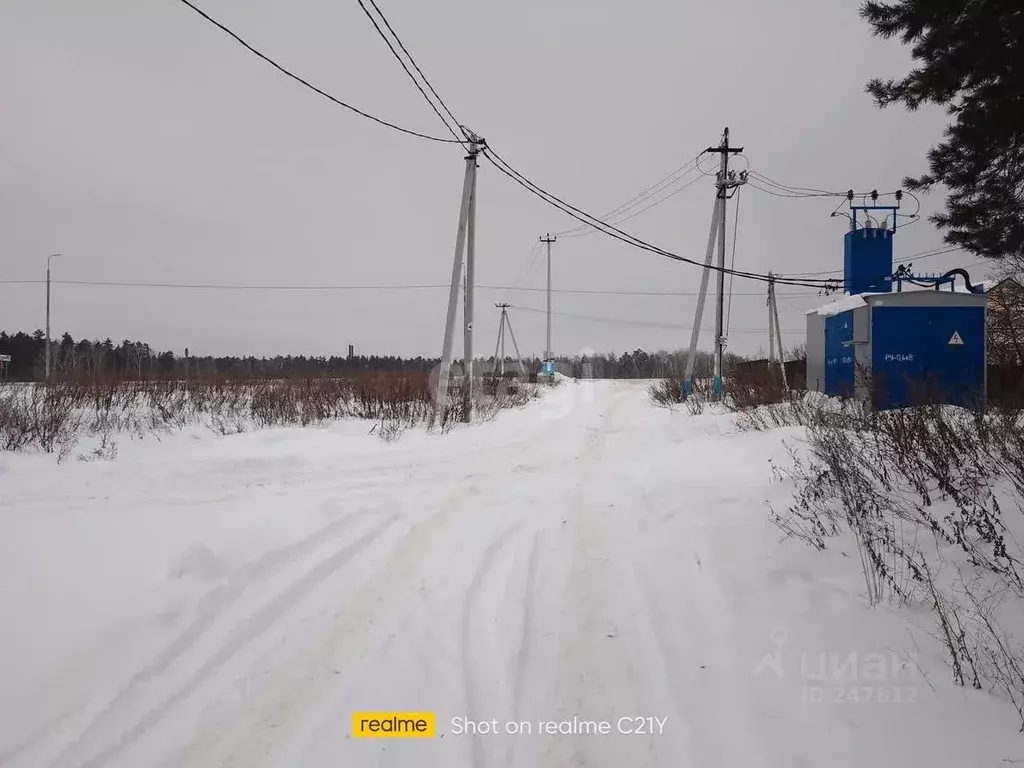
948;331;964;346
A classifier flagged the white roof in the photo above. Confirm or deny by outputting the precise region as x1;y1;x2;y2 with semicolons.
804;293;873;317
806;281;990;317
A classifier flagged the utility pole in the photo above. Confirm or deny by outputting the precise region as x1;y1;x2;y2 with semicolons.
462;146;478;421
767;273;776;378
45;252;62;381
682;197;723;396
767;272;788;388
436;131;484;424
491;302;526;378
540;234;556;364
682;130;746;399
705;128;743;399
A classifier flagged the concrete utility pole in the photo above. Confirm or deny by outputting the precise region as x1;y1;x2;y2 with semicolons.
705;128;743;399
436;131;484;423
491;302;526;378
682;197;724;395
682;130;747;400
540;234;556;362
45;252;62;381
767;272;788;389
462;148;478;420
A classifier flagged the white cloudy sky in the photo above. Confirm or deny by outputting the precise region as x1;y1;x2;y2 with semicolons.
1;0;983;359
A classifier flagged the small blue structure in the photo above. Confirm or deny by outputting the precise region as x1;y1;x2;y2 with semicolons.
806;194;987;410
844;227;894;295
823;311;855;397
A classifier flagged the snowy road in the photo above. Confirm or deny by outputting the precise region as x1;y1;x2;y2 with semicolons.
2;380;1021;767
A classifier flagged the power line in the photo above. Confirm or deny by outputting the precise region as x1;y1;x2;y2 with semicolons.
747;170;843;197
895;245;966;265
362;0;466;140
352;2;838;290
0;278;820;297
508;241;543;288
559;171;706;238
481;146;839;289
507;304;803;333
171;0;460;144
725;186;742;337
782;244;969;278
747;180;836;199
553;155;702;237
354;0;466;146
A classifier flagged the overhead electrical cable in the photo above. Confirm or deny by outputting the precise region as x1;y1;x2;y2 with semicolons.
747;170;843;196
481;146;839;289
171;0;460;144
782;244;968;279
553;155;702;237
507;304;802;333
725;186;741;337
559;172;706;238
354;0;840;290
0;278;819;296
355;0;468;146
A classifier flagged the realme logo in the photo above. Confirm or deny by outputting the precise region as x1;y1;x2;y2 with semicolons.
352;712;436;738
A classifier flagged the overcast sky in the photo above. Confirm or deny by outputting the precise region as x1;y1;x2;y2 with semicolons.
1;0;979;359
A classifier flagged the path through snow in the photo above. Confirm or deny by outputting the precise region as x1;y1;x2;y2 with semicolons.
1;380;1021;766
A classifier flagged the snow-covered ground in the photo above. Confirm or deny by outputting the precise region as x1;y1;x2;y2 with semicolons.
1;380;1021;767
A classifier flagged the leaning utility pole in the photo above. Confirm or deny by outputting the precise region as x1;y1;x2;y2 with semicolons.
490;302;526;378
45;252;62;381
705;128;743;399
767;272;788;388
435;131;484;423
540;234;556;362
682;197;724;396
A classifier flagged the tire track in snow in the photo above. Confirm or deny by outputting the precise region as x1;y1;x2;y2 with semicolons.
511;531;541;725
7;506;385;768
540;387;689;767
621;538;722;767
55;512;401;768
458;520;528;768
170;482;478;767
506;530;542;768
630;465;787;768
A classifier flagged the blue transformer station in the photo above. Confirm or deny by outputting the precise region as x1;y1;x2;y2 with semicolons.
805;193;988;410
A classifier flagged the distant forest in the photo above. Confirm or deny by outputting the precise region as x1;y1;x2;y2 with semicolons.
0;329;744;381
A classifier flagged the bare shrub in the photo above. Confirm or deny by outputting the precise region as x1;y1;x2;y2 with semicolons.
648;376;714;413
77;433;118;463
0;383;82;454
771;398;1024;727
648;378;683;408
1;372;541;457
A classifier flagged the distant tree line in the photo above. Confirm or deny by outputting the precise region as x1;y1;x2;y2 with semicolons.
0;330;755;382
0;331;439;381
550;349;746;379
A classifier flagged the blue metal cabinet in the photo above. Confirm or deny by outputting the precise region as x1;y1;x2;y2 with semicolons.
870;305;985;409
824;311;855;397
